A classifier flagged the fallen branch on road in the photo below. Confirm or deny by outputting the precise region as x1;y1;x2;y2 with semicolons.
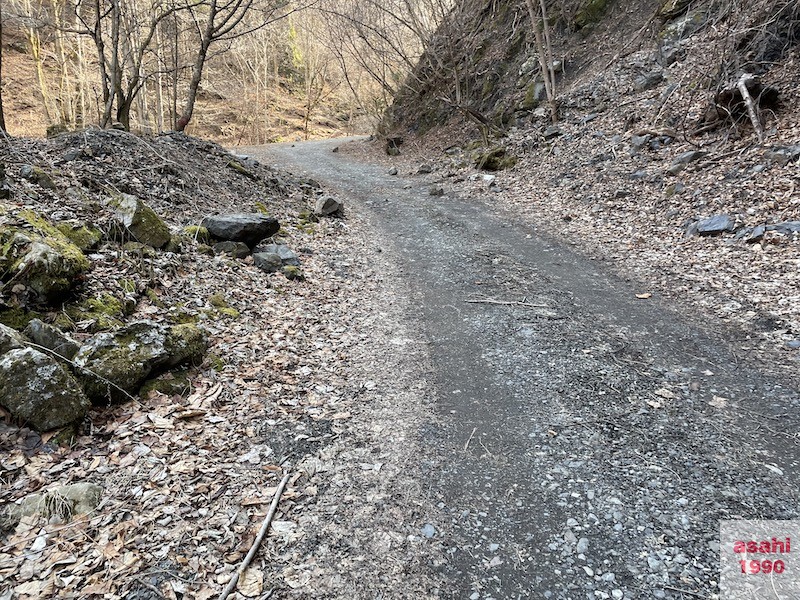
465;298;548;308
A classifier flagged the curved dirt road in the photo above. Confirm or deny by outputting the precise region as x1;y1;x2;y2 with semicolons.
244;138;800;599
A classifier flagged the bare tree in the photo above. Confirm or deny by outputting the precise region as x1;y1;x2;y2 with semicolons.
176;0;295;132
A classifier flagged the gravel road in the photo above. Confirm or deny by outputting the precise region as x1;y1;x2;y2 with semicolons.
243;138;800;599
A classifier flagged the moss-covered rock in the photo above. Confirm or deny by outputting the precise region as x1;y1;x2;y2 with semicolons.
23;318;80;360
0;347;90;431
658;0;691;19
19;165;57;190
183;225;211;244
3;482;102;528
108;193;171;249
56;222;103;252
164;323;207;369
0;204;90;302
122;241;158;258
74;321;207;404
140;369;192;398
574;0;612;29
226;160;257;180
65;293;127;332
0;323;26;354
0;307;42;330
474;147;518;171
282;265;306;281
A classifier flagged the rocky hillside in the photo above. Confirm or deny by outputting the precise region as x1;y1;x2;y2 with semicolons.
379;0;800;361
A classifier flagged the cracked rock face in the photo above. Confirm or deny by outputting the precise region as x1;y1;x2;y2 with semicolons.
0;347;90;431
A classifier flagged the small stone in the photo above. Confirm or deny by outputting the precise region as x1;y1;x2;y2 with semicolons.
543;126;562;140
429;186;445;196
253;253;283;273
667;150;707;175
647;556;664;572
612;590;624;599
489;543;500;552
421;523;436;538
109;193;171;248
417;164;433;174
582;566;594;576
388;167;398;176
253;243;300;266
576;538;589;554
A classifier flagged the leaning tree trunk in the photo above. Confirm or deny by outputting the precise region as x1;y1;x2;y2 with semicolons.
177;26;213;132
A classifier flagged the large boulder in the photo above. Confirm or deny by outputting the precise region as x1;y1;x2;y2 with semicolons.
0;347;90;431
0;205;90;302
74;321;207;403
108;193;171;249
202;213;280;248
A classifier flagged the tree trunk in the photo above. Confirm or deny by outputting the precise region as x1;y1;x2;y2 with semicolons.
177;34;212;132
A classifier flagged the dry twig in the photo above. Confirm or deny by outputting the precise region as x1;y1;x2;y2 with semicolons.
218;472;291;600
736;73;764;143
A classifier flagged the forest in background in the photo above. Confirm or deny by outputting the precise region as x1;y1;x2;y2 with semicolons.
0;0;453;144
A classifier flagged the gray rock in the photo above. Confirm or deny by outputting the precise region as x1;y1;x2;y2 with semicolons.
202;213;280;248
3;482;103;526
543;126;562;140
0;347;90;431
695;214;735;235
0;323;26;355
576;537;589;554
736;224;766;243
19;165;57;190
764;145;800;166
74;322;207;403
314;195;342;216
769;221;800;235
429;186;445;197
667;150;707;175
213;241;251;258
417;164;433;174
388;167;399;176
253;243;300;266
253;252;283;273
630;135;651;151
23;318;80;360
634;70;665;92
109;193;171;248
421;523;436;538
